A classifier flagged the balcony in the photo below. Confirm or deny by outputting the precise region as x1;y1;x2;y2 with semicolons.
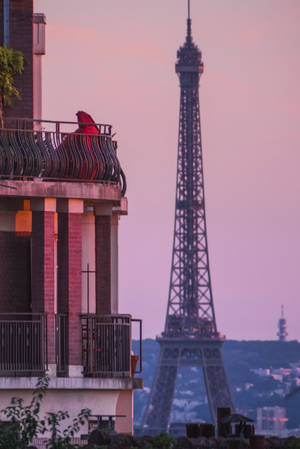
0;313;48;376
81;314;142;378
0;117;126;195
0;313;142;379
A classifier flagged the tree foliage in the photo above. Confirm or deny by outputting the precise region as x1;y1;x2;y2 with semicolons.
0;375;90;449
0;44;24;106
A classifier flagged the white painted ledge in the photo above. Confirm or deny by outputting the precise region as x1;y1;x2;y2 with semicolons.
0;376;141;390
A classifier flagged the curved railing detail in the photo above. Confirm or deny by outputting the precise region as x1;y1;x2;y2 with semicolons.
0;118;126;195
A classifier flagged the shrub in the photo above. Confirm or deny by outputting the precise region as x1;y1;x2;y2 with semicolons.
0;44;24;106
0;375;90;449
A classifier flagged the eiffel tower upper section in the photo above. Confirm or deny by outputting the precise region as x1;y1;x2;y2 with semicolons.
163;5;218;341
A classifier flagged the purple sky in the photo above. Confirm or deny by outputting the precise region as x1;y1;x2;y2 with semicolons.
35;0;300;340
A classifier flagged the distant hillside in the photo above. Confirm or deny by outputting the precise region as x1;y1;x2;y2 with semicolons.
132;339;300;429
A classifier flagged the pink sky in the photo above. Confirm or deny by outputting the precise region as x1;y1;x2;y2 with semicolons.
35;0;300;340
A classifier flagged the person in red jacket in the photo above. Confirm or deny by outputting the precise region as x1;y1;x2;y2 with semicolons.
60;111;101;180
75;111;99;135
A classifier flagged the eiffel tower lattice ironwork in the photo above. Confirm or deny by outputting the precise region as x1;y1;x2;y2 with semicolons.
140;6;234;436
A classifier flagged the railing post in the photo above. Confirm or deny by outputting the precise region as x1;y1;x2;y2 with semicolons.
55;314;68;376
131;319;143;374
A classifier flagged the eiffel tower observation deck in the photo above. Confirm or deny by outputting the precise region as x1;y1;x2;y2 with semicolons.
140;2;234;435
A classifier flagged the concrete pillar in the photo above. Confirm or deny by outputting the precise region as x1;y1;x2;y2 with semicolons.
33;14;46;125
115;390;133;434
57;199;83;377
82;208;96;314
31;198;56;372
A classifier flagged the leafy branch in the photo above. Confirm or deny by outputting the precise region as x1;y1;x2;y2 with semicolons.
0;44;24;106
0;375;91;449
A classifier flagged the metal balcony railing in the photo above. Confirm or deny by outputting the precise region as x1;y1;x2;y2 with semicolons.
0;118;126;195
0;313;48;376
0;313;69;377
0;313;142;378
81;314;142;378
55;314;68;377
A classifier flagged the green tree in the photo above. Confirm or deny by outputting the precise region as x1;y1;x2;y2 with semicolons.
0;375;48;449
43;408;90;449
0;375;90;449
0;44;24;125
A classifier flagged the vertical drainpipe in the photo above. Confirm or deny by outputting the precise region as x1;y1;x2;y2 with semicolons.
3;0;10;46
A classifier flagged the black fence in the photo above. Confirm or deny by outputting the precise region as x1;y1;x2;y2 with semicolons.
81;314;133;378
0;313;48;376
0;313;141;378
0;118;126;195
55;314;68;377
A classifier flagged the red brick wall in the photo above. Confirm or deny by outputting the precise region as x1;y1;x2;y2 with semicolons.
31;211;42;312
31;211;55;363
68;213;82;365
0;0;34;119
43;211;55;314
31;210;55;313
95;215;112;314
57;212;82;366
0;231;31;313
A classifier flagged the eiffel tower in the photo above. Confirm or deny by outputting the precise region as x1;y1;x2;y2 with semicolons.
140;2;234;435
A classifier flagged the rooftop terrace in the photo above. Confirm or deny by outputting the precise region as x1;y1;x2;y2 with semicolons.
0;117;126;195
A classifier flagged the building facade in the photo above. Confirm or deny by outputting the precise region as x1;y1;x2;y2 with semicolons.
0;0;142;437
0;0;45;121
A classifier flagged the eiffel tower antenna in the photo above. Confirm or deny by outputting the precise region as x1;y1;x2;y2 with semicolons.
187;0;192;40
139;4;234;435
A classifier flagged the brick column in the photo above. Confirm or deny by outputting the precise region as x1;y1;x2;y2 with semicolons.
110;213;119;314
31;198;56;373
57;199;83;377
95;205;113;315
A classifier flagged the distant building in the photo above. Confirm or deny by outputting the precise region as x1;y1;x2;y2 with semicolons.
257;407;288;436
169;423;189;438
277;305;288;342
251;368;271;377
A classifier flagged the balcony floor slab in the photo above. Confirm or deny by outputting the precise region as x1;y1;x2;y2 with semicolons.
0;179;128;208
0;376;143;390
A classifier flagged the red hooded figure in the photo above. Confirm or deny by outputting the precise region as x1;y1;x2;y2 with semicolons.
75;111;99;136
60;111;100;180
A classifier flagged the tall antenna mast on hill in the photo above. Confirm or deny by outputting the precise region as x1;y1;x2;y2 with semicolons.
277;305;288;342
